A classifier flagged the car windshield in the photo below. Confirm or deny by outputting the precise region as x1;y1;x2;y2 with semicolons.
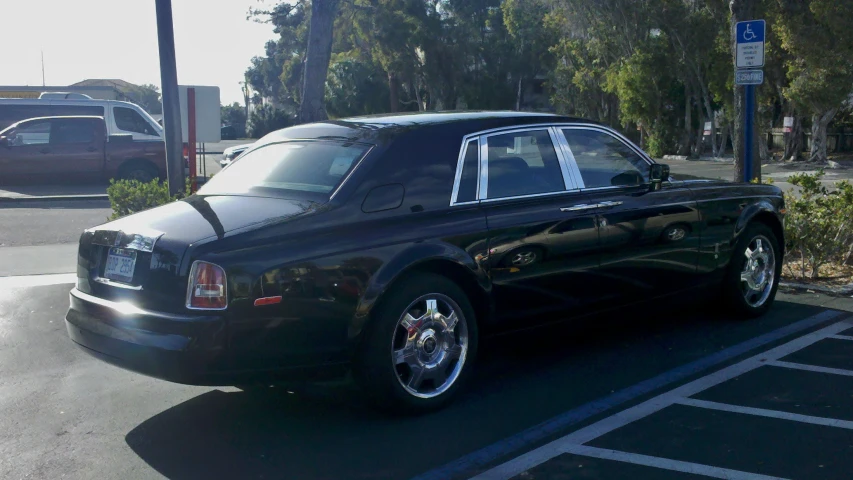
199;141;370;196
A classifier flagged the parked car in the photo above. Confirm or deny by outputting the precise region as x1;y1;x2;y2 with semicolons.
219;142;254;168
220;125;238;140
0;98;162;141
0;116;166;183
65;112;785;413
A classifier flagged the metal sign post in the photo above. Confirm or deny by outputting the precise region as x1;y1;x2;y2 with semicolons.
154;0;185;196
735;20;765;183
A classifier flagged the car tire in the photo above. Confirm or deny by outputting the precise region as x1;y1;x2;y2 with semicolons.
121;162;158;183
354;272;478;414
501;246;543;268
721;222;782;318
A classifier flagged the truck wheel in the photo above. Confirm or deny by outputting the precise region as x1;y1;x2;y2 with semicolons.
121;162;158;183
354;272;478;414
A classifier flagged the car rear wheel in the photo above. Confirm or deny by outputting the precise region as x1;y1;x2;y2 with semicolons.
354;272;478;414
721;223;782;317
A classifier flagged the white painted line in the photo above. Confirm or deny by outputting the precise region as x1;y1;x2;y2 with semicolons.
828;334;853;341
767;360;853;378
0;273;76;288
471;319;852;480
677;397;853;430
559;444;789;480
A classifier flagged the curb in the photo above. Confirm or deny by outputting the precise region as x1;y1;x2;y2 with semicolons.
0;194;109;203
780;281;853;296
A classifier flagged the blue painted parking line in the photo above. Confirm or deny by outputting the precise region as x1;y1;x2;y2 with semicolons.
411;309;845;480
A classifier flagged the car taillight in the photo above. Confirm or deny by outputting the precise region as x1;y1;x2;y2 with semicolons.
186;261;227;310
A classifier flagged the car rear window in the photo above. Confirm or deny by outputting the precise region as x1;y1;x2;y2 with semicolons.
199;141;370;196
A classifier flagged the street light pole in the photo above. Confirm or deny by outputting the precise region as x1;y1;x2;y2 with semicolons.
155;0;185;196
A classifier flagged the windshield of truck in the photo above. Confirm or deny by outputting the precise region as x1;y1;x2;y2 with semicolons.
198;141;370;196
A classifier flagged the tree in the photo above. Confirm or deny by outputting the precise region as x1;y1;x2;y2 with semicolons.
774;0;853;163
299;0;341;122
221;103;247;135
130;84;162;115
247;104;294;138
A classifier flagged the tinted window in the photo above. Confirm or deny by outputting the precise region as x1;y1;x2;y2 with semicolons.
6;120;51;146
199;141;370;196
0;104;52;130
114;107;157;136
562;129;650;188
50;105;104;117
456;139;479;203
485;130;564;200
52;119;96;144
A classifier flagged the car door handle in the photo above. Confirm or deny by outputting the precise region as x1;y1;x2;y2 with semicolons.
561;204;598;212
596;201;624;208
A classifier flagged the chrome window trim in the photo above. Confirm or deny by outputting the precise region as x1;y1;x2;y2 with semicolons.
552;127;586;189
449;138;480;205
449;122;654;207
478;188;586;205
478;136;489;200
547;127;579;190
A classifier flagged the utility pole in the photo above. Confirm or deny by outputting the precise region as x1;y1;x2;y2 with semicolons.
155;0;185;196
41;51;45;87
730;0;761;183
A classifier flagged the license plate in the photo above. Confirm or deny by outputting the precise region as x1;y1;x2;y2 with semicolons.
104;247;137;283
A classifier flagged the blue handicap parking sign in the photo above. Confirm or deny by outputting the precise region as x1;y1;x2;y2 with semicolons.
736;20;765;68
737;20;765;44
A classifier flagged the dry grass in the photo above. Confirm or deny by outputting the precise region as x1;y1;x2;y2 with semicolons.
782;258;853;287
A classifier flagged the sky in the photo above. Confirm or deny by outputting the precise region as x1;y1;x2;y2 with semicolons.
0;0;279;105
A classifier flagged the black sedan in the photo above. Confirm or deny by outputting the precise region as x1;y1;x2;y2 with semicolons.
65;112;784;413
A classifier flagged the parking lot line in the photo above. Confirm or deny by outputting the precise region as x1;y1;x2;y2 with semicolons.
413;310;845;480
558;444;789;480
766;360;853;377
470;317;852;480
828;334;853;341
675;397;853;430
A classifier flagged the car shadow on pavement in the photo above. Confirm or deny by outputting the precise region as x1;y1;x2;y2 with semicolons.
125;299;827;480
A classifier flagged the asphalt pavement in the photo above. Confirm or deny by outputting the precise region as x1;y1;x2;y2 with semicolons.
3;158;853;479
1;271;852;479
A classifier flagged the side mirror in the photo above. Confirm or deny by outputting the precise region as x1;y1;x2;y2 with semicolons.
649;163;670;191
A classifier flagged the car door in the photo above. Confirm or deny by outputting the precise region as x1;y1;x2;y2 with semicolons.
465;127;603;325
557;127;701;305
47;118;104;182
0;118;53;183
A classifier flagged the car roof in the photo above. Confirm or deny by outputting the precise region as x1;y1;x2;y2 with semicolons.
12;115;103;123
257;111;600;147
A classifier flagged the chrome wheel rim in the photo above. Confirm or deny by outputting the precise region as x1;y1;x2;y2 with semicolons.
511;250;537;266
740;235;776;308
392;294;468;399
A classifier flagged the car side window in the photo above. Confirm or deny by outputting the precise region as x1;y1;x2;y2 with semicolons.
7;120;51;146
485;129;565;200
52;120;96;144
114;107;157;136
561;129;650;188
455;139;479;203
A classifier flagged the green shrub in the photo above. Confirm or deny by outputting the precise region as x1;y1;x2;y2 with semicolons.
247;105;295;138
783;170;853;279
106;178;191;220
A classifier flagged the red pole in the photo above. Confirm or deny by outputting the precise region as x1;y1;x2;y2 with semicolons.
187;87;197;193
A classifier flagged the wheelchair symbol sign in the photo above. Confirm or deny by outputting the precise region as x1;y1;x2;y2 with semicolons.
736;20;765;68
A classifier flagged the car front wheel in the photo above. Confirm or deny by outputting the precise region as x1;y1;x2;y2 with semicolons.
722;223;782;317
355;272;478;413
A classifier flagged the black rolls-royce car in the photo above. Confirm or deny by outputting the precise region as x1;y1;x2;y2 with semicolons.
66;112;784;412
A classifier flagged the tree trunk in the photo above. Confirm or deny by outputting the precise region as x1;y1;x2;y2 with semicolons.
680;91;693;157
759;127;771;162
298;0;339;124
516;77;523;111
720;123;730;157
411;78;423;112
808;108;838;163
730;0;760;182
388;71;400;113
783;115;803;161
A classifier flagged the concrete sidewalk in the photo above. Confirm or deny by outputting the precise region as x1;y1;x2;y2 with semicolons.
0;184;108;202
0;243;78;277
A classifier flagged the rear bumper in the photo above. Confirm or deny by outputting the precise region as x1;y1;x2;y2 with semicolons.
65;289;347;385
